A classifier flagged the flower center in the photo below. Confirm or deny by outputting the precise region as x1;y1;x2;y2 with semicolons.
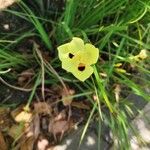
78;63;85;71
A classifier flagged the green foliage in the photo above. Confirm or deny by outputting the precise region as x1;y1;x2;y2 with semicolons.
0;0;149;149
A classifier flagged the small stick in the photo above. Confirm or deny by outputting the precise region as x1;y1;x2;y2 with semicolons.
0;77;32;92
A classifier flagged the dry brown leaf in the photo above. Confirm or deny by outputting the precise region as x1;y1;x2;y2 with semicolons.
18;68;35;87
34;102;52;115
54;110;66;121
61;88;75;106
20;136;34;150
8;124;24;140
0;0;16;10
20;114;40;149
0;131;7;150
49;120;69;136
24;114;40;139
0;107;10;115
0;108;12;131
11;105;24;119
48;110;73;141
32;114;40;139
19;69;35;77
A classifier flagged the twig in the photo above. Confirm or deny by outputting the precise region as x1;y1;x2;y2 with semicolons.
0;77;32;92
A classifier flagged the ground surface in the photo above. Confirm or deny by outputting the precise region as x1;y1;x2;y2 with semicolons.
49;95;150;150
1;84;149;150
130;103;150;150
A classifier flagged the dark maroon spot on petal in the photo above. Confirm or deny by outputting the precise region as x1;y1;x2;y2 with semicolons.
69;53;74;59
78;63;85;71
78;66;85;71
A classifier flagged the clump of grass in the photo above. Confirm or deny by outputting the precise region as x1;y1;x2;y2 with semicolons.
0;0;150;149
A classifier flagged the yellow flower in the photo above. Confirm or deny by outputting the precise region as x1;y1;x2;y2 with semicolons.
57;37;99;81
138;49;148;60
129;49;148;61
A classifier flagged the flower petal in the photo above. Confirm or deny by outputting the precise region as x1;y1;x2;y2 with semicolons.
57;43;76;61
69;37;84;52
61;58;79;72
84;43;99;65
57;37;84;61
57;37;99;81
71;65;93;81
